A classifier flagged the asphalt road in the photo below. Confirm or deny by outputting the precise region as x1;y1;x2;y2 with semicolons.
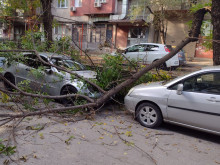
0;59;219;165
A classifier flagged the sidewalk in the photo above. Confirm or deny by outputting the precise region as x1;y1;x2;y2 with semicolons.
186;57;213;67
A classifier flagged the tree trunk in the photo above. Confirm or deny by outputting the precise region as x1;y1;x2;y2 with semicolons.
212;0;220;65
40;0;53;49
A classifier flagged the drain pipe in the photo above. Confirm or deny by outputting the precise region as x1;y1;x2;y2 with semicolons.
110;0;128;20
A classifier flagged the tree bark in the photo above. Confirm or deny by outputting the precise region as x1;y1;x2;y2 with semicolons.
212;0;220;65
40;0;53;49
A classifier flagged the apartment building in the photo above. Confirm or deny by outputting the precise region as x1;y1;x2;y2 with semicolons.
52;0;211;58
52;0;154;51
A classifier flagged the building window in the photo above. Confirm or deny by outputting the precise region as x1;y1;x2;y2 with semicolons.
75;0;82;7
72;24;87;42
58;0;68;8
128;28;147;39
54;25;69;36
90;24;105;43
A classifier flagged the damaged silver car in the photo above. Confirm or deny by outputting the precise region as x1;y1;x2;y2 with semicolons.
2;52;99;105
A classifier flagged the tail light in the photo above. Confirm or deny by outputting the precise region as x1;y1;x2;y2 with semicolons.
164;46;170;53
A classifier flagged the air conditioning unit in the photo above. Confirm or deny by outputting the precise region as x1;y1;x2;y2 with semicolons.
100;0;106;3
70;6;76;12
94;1;101;7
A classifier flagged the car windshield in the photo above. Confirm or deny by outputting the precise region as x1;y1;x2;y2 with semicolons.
162;74;186;85
51;58;85;71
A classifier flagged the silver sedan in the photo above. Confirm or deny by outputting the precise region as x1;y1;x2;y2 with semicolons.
2;52;99;105
125;66;220;135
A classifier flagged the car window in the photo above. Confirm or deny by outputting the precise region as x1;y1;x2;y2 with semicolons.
23;54;50;69
127;45;139;52
145;45;159;51
169;72;220;95
51;58;85;71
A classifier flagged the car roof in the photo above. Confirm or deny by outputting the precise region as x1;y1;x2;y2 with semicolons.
126;43;165;48
164;65;220;87
23;52;71;60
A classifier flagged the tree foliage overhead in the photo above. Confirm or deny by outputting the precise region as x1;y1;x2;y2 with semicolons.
0;0;53;47
0;0;40;17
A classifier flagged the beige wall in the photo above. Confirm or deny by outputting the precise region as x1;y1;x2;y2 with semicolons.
165;18;196;59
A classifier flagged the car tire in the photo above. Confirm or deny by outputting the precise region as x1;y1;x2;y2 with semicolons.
4;73;15;91
60;86;77;106
156;62;167;71
136;103;163;128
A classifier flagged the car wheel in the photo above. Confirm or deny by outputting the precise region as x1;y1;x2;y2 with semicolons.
60;86;77;106
136;103;163;128
4;73;15;91
156;62;167;71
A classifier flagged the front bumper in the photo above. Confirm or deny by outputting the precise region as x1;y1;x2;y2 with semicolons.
124;95;140;113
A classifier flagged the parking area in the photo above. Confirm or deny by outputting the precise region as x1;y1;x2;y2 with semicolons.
0;103;220;165
0;58;219;165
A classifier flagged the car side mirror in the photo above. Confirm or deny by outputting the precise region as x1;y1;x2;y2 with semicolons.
45;68;53;74
177;84;183;95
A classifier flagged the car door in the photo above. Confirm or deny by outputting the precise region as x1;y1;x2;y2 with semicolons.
167;71;220;133
14;54;41;89
145;44;161;64
124;45;147;63
34;56;63;95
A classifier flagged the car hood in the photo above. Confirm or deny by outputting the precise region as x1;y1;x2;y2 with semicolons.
72;70;97;79
129;81;169;99
133;81;164;90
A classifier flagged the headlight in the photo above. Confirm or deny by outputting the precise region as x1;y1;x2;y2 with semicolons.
127;87;135;96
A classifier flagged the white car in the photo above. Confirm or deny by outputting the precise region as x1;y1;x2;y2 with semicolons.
122;43;179;69
124;66;220;135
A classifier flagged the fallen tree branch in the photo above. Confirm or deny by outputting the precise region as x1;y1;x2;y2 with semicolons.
0;103;96;118
114;126;157;165
0;74;94;103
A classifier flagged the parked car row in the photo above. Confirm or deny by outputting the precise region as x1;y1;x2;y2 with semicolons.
2;48;218;136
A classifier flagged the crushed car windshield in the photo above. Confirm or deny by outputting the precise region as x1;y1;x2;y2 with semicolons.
51;58;85;71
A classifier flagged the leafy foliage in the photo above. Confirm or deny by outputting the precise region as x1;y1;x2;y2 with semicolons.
190;0;212;51
96;54;125;90
0;139;16;156
96;54;172;99
21;30;47;51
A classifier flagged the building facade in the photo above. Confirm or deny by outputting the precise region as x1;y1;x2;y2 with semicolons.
52;0;211;58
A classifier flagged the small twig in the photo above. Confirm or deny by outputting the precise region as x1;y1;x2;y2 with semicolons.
114;126;157;165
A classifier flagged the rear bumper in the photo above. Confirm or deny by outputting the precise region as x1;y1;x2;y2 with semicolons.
179;60;187;66
166;59;179;68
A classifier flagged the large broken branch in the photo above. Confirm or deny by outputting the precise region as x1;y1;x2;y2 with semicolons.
0;74;94;103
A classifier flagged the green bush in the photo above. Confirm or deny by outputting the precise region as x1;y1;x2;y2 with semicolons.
96;54;172;99
21;30;47;51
